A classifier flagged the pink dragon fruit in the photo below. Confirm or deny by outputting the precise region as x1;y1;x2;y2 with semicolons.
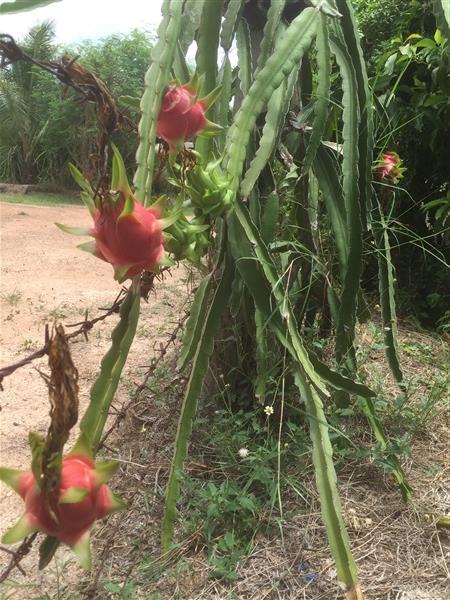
90;196;163;282
156;77;222;153
157;85;207;147
58;145;165;283
0;452;124;568
376;151;406;184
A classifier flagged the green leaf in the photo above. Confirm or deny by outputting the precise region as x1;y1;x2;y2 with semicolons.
77;241;97;255
224;7;318;195
118;95;140;111
79;192;96;217
71;532;91;569
216;54;233;151
178;220;226;370
231;201;328;396
229;209;372;404
307;351;376;398
68;163;94;196
293;367;361;594
68;164;95;216
235;17;252;97
254;306;269;405
59;486;89;504
111;144;132;197
55;223;91;237
93;460;120;485
195;0;224;160
172;42;190;84
261;192;279;244
357;398;412;500
241;49;297;198
179;0;206;54
113;264;132;284
38;536;60;570
199;84;223;110
372;203;403;383
220;0;245;53
0;0;60;14
330;35;362;388
162;251;235;550
2;514;36;544
177;275;213;370
29;432;45;488
79;288;141;452
302;14;331;176
69;432;94;459
309;0;341;18
313;145;348;275
107;491;127;514
0;467;23;494
254;0;286;75
134;0;183;204
432;0;450;39
334;0;374;233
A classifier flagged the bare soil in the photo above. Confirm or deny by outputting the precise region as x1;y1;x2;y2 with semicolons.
0;202;190;594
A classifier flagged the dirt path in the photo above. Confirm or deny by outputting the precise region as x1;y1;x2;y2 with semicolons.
0;202;189;584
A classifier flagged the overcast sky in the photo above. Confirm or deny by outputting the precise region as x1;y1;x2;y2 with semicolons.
1;0;165;43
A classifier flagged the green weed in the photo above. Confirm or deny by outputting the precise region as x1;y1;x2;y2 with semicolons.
1;289;22;306
179;399;311;581
1;194;81;207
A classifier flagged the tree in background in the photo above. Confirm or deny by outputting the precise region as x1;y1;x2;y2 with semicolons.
0;21;57;183
0;24;153;186
354;0;450;327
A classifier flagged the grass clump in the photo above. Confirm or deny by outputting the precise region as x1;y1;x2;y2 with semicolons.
1;193;81;207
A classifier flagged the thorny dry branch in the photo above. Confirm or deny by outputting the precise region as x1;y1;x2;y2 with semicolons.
0;533;38;584
40;324;80;499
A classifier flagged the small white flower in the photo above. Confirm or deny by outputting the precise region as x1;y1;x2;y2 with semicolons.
238;447;249;458
264;405;274;416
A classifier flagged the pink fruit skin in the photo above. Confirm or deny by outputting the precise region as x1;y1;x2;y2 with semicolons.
157;85;207;148
377;152;399;179
92;198;163;278
18;455;114;546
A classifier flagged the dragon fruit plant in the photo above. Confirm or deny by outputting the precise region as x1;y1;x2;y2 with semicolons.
0;1;416;596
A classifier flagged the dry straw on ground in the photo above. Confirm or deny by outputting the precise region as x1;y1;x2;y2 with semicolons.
80;325;449;600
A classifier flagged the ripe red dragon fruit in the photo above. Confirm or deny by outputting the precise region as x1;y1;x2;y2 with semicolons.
90;196;163;283
156;77;222;153
157;85;207;147
376;151;406;184
58;145;166;283
0;452;124;568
